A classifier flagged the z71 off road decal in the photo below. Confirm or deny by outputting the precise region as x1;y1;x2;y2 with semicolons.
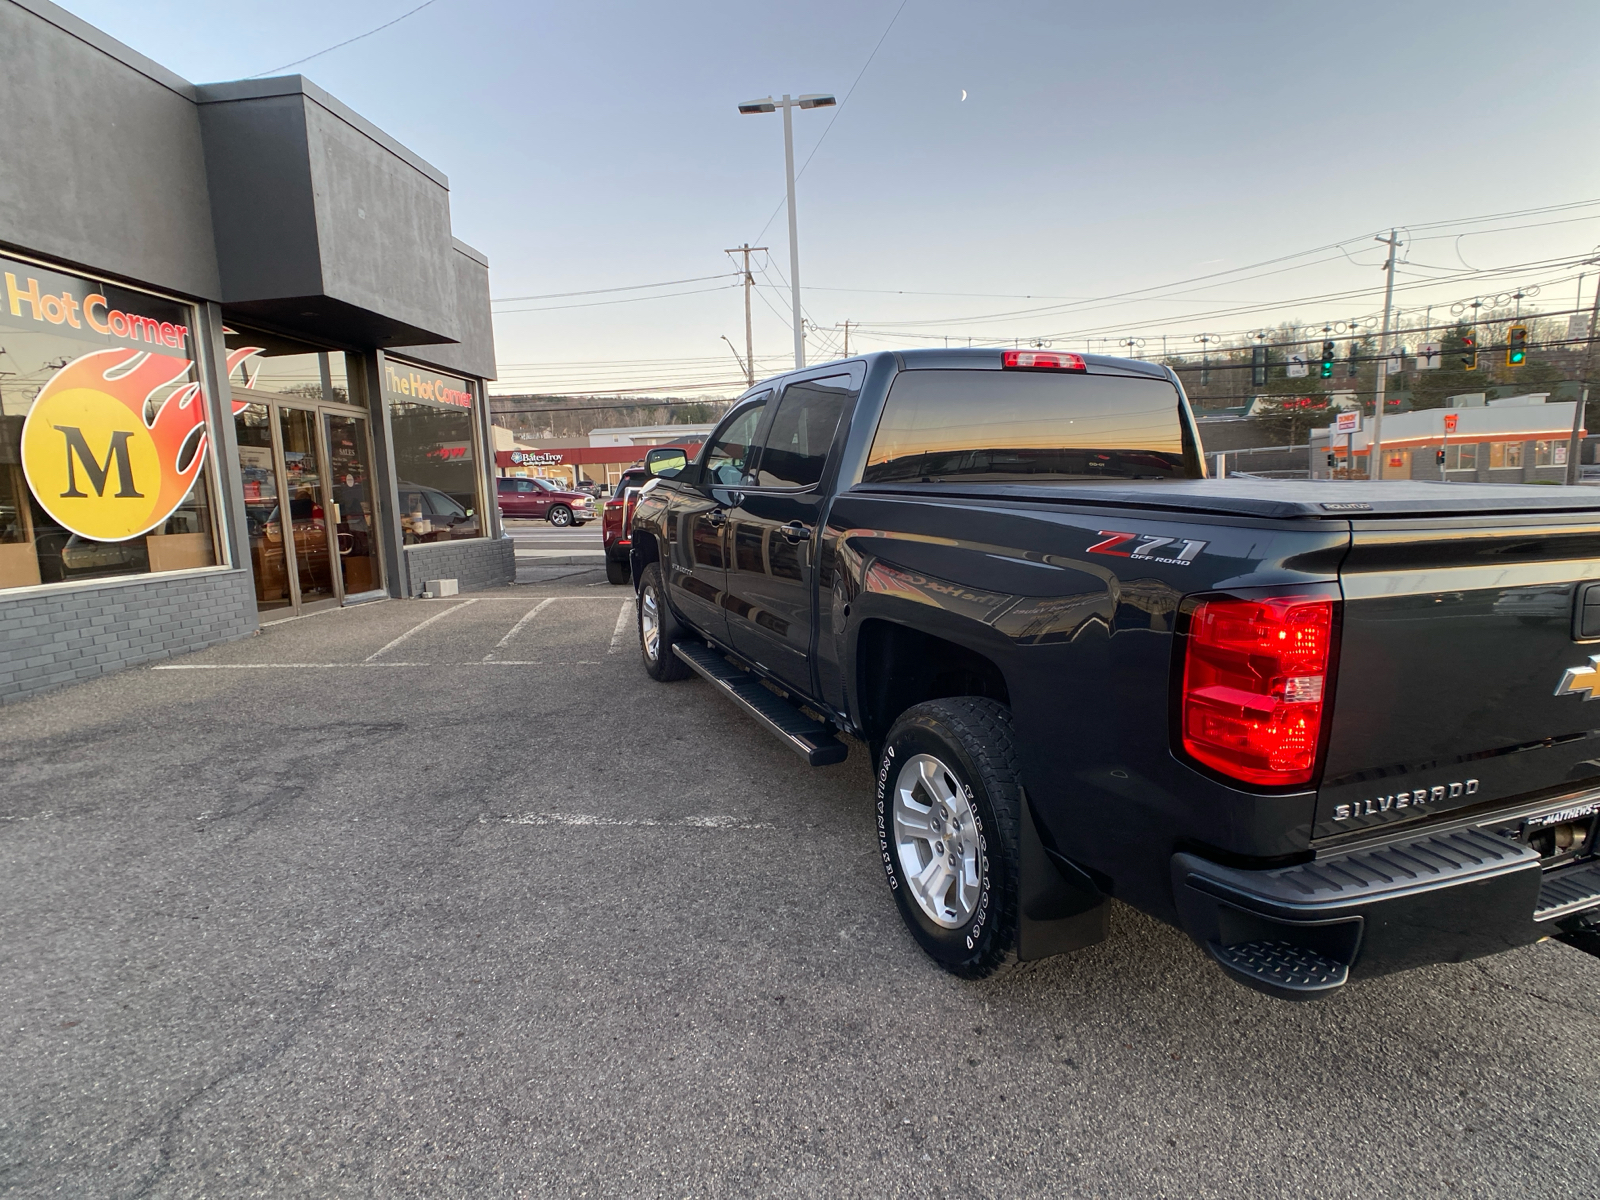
1086;531;1207;565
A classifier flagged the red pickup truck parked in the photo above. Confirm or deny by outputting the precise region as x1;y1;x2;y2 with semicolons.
602;448;690;585
497;476;596;526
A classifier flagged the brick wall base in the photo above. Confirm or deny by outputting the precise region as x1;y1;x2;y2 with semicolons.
401;537;515;595
0;569;257;706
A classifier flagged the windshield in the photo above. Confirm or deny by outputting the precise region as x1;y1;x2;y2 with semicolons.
863;370;1200;483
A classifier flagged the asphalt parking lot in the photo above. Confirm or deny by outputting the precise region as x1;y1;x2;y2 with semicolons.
4;570;1600;1198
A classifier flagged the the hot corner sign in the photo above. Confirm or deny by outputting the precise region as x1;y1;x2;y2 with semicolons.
384;360;473;408
4;254;248;543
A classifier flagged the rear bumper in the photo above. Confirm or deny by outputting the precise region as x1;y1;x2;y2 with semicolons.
1171;828;1600;999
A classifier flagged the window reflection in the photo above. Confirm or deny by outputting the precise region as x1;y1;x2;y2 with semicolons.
864;371;1197;483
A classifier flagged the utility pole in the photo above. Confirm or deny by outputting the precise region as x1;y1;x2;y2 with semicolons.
1566;268;1600;484
723;244;766;388
841;320;852;357
1369;230;1401;480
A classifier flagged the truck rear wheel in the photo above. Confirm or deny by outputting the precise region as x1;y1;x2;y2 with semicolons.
637;562;692;681
876;698;1022;978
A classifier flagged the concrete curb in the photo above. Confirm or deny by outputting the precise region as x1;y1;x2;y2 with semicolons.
514;553;607;566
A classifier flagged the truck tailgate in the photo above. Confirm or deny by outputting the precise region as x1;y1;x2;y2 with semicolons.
1318;512;1600;839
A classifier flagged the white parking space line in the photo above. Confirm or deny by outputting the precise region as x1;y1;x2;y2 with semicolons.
608;600;632;653
153;661;604;670
364;599;477;662
485;598;557;660
489;811;771;830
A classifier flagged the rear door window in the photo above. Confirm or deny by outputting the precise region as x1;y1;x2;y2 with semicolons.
862;370;1200;483
756;376;855;488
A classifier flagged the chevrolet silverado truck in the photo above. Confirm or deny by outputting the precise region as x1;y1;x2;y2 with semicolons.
627;348;1600;999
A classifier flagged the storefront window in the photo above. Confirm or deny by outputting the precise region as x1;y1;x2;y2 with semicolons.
223;329;353;406
0;251;221;591
1489;442;1524;469
1534;440;1565;467
1445;443;1478;471
383;358;484;544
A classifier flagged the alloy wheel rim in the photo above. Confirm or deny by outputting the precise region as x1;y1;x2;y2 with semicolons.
892;753;982;928
552;507;571;526
641;586;660;662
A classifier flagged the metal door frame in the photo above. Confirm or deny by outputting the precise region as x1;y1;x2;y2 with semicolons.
320;406;387;602
246;395;380;616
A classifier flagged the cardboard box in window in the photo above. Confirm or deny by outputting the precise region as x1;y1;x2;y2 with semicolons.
343;554;375;593
0;541;42;589
147;533;215;573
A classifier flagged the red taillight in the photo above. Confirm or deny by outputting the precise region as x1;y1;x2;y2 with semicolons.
1001;350;1086;372
1180;595;1335;788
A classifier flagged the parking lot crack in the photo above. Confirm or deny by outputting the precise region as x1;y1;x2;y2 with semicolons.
122;979;337;1199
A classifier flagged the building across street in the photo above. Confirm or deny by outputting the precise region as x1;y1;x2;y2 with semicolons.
1310;393;1582;481
0;0;509;705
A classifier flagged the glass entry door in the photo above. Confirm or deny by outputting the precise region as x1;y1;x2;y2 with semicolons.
326;412;382;598
234;400;382;615
278;407;338;610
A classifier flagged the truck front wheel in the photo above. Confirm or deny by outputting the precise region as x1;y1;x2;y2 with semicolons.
637;562;692;681
876;698;1022;978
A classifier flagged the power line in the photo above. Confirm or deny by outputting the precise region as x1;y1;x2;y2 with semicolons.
491;273;739;304
750;0;911;244
250;0;442;77
492;282;740;315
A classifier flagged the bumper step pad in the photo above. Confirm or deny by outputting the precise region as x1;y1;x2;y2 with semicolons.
1535;862;1600;923
1210;940;1349;996
673;641;848;766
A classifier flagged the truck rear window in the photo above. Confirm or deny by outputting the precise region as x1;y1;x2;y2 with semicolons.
862;370;1200;483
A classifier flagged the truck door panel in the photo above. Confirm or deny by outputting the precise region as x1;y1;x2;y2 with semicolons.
667;397;769;640
723;375;856;695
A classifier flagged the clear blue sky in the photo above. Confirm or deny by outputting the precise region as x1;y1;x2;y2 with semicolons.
58;0;1600;395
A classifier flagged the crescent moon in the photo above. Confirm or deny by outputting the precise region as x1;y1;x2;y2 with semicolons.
961;89;967;101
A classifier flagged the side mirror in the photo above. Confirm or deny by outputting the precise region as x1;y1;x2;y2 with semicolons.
646;447;688;479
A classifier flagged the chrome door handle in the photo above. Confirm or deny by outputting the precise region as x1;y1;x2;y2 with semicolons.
705;509;727;528
781;522;810;543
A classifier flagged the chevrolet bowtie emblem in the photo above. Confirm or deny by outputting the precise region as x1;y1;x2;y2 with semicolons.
1556;655;1600;700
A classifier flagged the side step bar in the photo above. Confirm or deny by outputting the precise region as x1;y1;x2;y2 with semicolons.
673;641;848;766
1536;861;1600;923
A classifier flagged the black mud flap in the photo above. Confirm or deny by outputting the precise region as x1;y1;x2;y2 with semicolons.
1017;796;1108;961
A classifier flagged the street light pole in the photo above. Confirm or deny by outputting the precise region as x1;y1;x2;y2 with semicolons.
781;96;803;368
738;92;835;370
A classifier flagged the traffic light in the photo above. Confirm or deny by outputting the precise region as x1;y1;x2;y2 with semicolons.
1436;449;1446;466
1347;341;1360;377
1460;332;1478;371
1320;340;1335;379
1251;344;1267;387
1507;325;1528;366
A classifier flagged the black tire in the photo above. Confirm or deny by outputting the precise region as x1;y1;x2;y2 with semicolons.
637;562;692;681
548;505;573;527
876;698;1022;979
605;556;630;586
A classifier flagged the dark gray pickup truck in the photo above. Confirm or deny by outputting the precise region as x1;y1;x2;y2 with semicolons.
627;347;1600;999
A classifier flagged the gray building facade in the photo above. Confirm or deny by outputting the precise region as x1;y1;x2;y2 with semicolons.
0;0;509;704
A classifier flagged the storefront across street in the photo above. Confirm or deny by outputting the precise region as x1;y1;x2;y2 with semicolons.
0;0;508;701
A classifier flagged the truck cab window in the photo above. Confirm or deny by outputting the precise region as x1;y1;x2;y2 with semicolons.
757;376;854;488
863;370;1199;483
704;399;768;486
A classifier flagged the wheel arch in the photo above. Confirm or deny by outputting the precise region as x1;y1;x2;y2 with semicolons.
854;618;1011;748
